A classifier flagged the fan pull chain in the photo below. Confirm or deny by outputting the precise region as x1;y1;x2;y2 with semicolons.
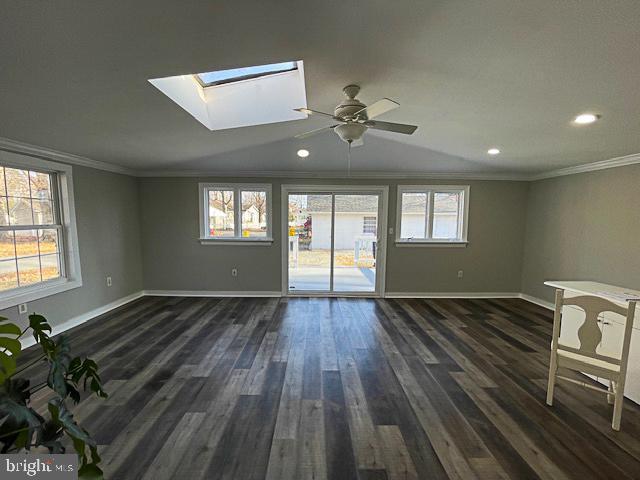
347;141;352;177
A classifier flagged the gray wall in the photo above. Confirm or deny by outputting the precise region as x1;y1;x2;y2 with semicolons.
0;165;144;329
521;163;640;303
4;152;638;331
139;177;529;294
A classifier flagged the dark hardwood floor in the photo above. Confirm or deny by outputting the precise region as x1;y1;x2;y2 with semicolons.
20;296;640;479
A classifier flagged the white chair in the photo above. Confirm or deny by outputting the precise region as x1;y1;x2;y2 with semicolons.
546;288;636;430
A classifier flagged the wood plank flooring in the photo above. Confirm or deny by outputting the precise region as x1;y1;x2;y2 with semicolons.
18;296;640;479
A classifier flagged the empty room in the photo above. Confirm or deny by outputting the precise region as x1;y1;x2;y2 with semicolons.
1;1;640;479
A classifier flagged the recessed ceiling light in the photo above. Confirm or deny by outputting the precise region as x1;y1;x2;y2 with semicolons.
487;148;500;155
573;113;600;125
297;149;309;158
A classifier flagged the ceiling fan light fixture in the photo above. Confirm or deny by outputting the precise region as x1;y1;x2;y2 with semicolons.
487;148;500;155
334;123;367;143
297;149;310;158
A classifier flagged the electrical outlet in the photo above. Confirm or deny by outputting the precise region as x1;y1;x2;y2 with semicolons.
106;276;112;287
388;227;394;235
457;270;464;279
18;303;28;315
231;268;238;277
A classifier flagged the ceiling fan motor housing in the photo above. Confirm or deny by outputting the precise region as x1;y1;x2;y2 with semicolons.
334;84;367;119
335;123;367;143
334;98;367;119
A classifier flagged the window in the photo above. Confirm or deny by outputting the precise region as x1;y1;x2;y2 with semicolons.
199;183;272;243
396;185;469;244
363;216;377;235
0;153;81;309
195;61;297;87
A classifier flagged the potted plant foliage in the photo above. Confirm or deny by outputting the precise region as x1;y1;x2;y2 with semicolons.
0;313;107;478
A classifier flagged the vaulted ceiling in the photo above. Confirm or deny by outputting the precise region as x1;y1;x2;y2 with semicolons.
1;1;639;175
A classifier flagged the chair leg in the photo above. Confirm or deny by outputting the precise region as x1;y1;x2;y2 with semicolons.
607;380;615;405
546;361;557;406
612;385;624;431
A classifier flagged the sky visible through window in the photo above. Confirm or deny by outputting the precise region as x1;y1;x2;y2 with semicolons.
196;61;296;86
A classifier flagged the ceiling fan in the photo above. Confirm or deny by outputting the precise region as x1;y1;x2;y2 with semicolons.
294;85;418;147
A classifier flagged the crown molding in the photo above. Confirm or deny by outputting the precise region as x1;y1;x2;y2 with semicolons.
0;137;136;176
529;152;640;181
135;169;530;181
1;136;639;182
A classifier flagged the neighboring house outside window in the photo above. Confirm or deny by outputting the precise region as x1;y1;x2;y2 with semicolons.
0;153;82;309
396;185;469;244
199;183;272;243
306;195;379;250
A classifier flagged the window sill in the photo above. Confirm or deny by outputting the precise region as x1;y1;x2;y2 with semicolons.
395;240;468;248
0;278;83;311
199;238;274;246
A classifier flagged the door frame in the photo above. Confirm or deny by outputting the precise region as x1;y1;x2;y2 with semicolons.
281;184;389;297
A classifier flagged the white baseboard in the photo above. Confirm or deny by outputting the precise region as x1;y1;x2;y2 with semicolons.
518;293;554;310
385;291;521;299
143;289;283;297
20;290;145;349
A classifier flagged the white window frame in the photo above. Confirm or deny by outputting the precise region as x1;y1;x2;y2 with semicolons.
395;185;469;246
0;151;82;310
198;183;273;245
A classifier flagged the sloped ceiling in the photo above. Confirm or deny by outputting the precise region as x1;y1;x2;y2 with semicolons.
1;0;639;175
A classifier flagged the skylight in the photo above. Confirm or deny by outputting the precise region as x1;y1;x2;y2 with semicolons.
148;60;307;131
195;61;297;87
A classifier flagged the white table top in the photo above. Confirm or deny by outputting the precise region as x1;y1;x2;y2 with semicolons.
544;280;640;304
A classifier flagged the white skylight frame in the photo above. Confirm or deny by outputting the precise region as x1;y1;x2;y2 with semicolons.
148;60;307;131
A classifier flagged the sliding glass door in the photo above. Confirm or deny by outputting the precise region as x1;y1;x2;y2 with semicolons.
285;187;386;295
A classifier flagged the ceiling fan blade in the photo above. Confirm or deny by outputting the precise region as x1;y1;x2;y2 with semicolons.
365;120;418;135
351;137;364;147
294;107;336;119
353;98;399;120
295;125;338;139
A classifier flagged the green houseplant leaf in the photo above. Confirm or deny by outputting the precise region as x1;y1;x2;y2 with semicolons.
0;317;23;384
48;398;103;479
0;313;105;475
46;336;73;398
0;379;43;451
28;314;52;343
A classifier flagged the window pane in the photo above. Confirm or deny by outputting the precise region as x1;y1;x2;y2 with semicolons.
0;197;8;226
17;256;41;285
433;192;460;239
38;229;59;254
15;230;39;257
40;254;61;281
33;199;54;224
363;216;377;235
208;190;234;237
8;197;33;225
400;193;427;239
0;231;15;261
29;171;52;200
241;191;267;238
5;168;31;197
0;260;18;291
0;168;5;197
